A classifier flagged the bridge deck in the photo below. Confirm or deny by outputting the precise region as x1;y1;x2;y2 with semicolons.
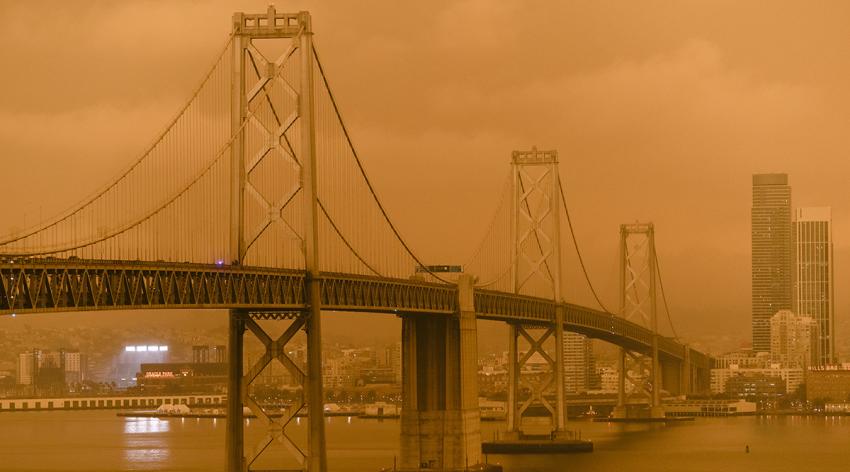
0;260;710;368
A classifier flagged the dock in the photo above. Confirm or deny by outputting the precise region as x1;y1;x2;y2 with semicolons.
481;439;593;454
592;416;695;423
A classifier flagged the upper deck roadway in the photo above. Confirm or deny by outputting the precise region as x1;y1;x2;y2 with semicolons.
0;259;711;369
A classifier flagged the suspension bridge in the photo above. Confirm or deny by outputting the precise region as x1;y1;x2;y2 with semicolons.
0;7;711;472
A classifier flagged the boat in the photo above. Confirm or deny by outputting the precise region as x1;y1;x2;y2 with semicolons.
359;402;400;419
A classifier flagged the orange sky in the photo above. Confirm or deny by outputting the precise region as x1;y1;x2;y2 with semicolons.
3;1;850;354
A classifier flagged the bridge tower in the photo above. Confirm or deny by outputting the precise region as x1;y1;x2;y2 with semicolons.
226;7;327;472
505;147;568;437
613;223;664;419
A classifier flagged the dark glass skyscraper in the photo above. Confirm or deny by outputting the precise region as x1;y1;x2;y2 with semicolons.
794;207;835;365
752;174;793;352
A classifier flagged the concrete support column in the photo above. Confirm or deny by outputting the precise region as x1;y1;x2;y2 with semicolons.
661;359;682;396
554;306;566;431
400;316;421;469
680;347;692;395
226;309;245;472
457;275;482;466
398;274;482;471
507;323;518;431
697;366;710;394
650;339;664;417
613;348;626;419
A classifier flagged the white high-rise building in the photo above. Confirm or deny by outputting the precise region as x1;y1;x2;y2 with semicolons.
16;351;36;385
386;342;402;384
16;349;86;386
794;206;835;365
563;332;594;393
770;310;819;368
62;351;85;384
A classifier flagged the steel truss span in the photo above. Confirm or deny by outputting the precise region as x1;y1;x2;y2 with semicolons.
0;259;709;369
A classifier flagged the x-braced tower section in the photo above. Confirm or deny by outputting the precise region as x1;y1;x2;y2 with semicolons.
506;147;567;437
614;223;662;418
227;7;326;472
230;6;311;268
510;147;561;299
229;311;312;471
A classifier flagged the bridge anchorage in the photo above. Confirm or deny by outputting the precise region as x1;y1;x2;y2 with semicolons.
0;5;713;472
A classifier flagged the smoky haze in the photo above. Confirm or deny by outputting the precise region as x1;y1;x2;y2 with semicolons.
2;0;850;355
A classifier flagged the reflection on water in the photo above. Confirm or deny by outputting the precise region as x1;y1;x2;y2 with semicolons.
123;446;171;466
123;417;170;434
123;418;171;466
2;412;850;471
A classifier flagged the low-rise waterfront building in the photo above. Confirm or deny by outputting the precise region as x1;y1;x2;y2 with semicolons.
710;365;803;395
664;399;756;417
807;366;850;402
726;374;786;399
0;394;224;412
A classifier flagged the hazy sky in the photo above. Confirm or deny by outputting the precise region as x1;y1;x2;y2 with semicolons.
3;1;850;354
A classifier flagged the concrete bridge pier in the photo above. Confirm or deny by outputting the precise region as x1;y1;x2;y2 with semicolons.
680;347;692;395
612;348;665;419
662;358;683;396
612;348;627;419
694;365;711;394
399;274;482;471
225;306;325;471
502;306;568;438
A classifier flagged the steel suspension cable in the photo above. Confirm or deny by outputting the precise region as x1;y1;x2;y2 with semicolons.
313;46;450;284
0;34;235;246
4;109;251;257
318;199;381;277
653;250;680;340
464;170;511;283
558;180;613;314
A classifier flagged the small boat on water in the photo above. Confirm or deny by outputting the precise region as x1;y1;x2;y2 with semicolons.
359;402;400;419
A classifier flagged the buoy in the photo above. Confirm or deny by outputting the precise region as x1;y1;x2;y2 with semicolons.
745;445;750;453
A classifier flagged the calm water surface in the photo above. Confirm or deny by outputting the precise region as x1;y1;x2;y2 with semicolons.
2;412;849;471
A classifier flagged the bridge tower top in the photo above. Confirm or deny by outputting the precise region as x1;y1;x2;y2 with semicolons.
511;146;558;165
228;4;319;272
618;222;657;329
510;146;562;301
232;5;311;38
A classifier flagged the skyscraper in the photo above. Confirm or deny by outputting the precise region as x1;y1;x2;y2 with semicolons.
794;207;835;365
752;174;793;352
16;350;37;386
563;332;594;393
